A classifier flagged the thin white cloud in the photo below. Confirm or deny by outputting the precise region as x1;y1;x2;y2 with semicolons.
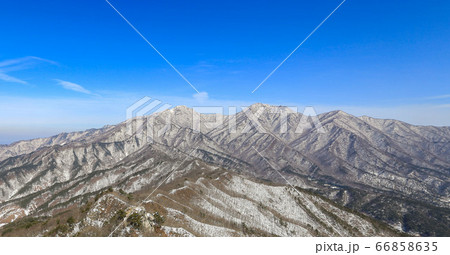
425;94;450;100
435;104;450;108
54;79;92;95
0;72;27;84
0;56;57;84
193;91;209;103
0;56;57;69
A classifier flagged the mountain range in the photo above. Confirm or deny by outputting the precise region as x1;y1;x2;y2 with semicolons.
0;103;448;236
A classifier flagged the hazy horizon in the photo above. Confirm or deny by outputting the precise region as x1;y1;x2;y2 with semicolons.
1;101;450;145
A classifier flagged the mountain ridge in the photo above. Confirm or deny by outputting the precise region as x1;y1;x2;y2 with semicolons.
0;103;449;236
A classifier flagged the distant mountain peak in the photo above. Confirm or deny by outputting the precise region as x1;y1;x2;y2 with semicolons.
171;105;191;112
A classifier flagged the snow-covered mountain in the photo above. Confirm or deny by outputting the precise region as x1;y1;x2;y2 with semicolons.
0;104;449;236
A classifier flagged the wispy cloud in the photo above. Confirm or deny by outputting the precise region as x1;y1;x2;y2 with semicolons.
425;94;450;100
0;56;57;84
0;72;27;84
435;104;450;108
193;91;209;103
54;79;93;95
0;56;57;69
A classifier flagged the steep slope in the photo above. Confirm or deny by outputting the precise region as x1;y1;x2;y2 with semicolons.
1;169;400;237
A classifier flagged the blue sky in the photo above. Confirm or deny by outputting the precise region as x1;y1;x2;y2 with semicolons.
0;0;449;144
